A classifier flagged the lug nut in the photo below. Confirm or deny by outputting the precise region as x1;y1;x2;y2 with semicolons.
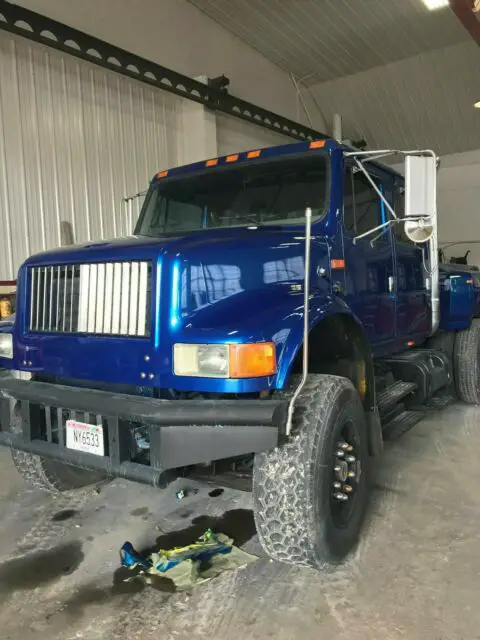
334;492;349;502
335;450;345;458
334;465;342;473
346;455;356;463
148;373;155;380
343;484;353;493
140;372;146;379
144;355;150;362
333;482;341;490
338;442;349;450
348;470;356;478
346;445;353;452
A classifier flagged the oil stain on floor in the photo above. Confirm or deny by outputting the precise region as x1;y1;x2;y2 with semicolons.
51;509;79;522
129;506;150;517
0;541;84;595
152;508;256;551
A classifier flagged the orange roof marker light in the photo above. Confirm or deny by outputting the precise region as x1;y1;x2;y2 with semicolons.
247;150;261;159
156;170;168;179
206;159;218;167
331;259;345;269
309;140;326;149
226;154;239;163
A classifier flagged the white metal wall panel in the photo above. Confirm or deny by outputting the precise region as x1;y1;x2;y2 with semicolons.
216;113;292;156
0;31;183;280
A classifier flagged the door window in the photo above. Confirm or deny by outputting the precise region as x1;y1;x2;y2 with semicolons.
393;184;410;244
343;170;355;233
343;168;382;236
353;172;381;236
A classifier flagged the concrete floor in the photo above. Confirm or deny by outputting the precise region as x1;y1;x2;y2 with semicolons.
0;403;479;639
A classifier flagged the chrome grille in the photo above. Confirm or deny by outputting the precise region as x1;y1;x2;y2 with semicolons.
29;261;151;336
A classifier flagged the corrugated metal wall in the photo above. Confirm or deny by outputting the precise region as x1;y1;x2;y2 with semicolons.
216;113;291;156
0;31;296;281
0;31;183;280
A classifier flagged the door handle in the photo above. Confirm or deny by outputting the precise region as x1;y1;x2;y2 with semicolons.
388;276;395;292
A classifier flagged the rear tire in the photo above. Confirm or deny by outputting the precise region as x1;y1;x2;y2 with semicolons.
454;319;480;404
253;374;369;569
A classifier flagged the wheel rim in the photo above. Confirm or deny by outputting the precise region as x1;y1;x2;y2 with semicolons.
329;419;362;528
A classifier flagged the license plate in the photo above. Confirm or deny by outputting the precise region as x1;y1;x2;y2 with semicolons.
66;419;105;456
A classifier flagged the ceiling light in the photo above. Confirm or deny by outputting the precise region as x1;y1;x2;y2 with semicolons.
421;0;449;9
475;101;480;109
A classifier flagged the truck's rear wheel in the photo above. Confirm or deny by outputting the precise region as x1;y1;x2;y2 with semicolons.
454;318;480;404
253;374;369;569
11;449;106;493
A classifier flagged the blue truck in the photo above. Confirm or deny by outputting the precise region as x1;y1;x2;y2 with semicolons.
1;138;479;569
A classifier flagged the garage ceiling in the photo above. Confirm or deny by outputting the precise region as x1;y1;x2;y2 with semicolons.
188;0;468;84
189;0;480;156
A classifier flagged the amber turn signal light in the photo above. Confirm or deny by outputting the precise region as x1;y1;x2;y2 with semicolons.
229;342;276;378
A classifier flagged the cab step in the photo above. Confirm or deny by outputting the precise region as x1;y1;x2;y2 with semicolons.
427;393;455;410
382;410;424;442
377;381;417;416
422;392;456;412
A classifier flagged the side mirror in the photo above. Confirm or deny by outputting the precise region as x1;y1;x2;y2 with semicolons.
404;155;437;243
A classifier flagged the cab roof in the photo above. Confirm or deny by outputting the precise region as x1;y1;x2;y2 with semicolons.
151;137;403;184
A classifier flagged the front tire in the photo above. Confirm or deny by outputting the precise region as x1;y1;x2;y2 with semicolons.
11;449;106;493
9;409;106;493
253;374;369;570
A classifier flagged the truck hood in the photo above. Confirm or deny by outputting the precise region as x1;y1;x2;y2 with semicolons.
23;234;180;265
22;227;291;266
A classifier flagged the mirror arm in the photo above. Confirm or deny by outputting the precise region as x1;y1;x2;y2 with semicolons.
353;216;429;244
353;219;393;243
352;158;398;220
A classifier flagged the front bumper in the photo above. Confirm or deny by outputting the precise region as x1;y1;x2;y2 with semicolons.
0;377;285;486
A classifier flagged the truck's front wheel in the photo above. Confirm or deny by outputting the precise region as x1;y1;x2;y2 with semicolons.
253;374;369;569
9;407;106;492
11;449;106;493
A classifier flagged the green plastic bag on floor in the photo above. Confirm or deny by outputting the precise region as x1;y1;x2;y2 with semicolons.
120;529;256;591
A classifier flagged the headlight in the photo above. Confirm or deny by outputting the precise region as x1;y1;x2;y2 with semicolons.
174;344;229;378
0;334;13;359
174;342;276;378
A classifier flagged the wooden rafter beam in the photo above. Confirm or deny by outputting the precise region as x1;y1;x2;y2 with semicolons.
450;0;480;45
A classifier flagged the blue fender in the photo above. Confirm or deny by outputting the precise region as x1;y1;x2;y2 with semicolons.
273;295;365;388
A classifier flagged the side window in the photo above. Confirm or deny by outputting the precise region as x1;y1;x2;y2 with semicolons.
343;169;355;233
393;184;410;244
352;172;381;236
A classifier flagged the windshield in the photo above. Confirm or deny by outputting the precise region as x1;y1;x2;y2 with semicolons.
135;155;329;236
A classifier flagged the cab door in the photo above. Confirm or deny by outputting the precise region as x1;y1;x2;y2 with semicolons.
342;165;396;346
392;181;430;339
